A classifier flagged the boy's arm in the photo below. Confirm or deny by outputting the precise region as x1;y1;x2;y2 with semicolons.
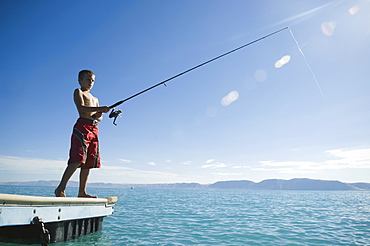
91;98;105;121
74;89;110;120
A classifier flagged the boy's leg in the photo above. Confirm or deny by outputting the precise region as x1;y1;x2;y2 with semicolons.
78;168;97;198
55;162;81;197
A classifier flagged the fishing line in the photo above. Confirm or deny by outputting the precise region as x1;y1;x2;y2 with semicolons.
109;27;288;109
108;26;324;125
288;27;326;101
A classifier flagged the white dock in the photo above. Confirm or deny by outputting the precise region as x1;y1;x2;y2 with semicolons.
0;193;117;245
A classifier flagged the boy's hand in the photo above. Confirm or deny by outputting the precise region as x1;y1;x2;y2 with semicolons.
100;106;111;113
92;112;103;119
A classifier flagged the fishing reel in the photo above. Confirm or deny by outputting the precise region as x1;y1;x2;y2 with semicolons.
109;108;122;126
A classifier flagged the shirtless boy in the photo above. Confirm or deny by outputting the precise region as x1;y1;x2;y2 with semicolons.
55;70;110;198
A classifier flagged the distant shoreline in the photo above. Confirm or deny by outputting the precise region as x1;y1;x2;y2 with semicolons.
1;178;369;190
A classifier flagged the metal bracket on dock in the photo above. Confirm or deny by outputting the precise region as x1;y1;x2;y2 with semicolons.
31;216;50;246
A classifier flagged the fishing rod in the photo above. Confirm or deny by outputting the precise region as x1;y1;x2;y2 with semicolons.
108;26;289;125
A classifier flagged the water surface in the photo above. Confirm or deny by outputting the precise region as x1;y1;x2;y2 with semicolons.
0;186;369;245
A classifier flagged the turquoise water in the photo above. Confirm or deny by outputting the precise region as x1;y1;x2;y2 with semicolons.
0;186;369;245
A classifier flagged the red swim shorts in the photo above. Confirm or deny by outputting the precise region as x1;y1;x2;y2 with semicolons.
68;118;101;169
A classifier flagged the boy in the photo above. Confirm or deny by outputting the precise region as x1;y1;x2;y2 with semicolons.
55;70;110;198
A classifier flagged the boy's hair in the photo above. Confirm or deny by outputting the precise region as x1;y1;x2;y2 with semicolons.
78;70;95;80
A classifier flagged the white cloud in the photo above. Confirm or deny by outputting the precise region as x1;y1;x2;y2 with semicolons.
260;160;318;167
90;165;183;184
257;148;370;173
201;162;227;169
212;172;245;176
148;162;156;166
324;148;370;168
233;165;251;169
0;155;65;175
1;148;369;183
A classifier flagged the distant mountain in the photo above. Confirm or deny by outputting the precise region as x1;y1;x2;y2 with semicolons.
253;178;360;190
0;179;369;190
0;181;205;190
209;180;255;189
128;182;205;190
253;179;287;190
0;180;63;187
349;182;370;190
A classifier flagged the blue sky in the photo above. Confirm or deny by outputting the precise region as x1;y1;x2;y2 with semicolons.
1;0;369;184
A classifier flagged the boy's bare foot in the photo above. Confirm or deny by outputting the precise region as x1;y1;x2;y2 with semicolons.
78;193;98;198
54;188;66;197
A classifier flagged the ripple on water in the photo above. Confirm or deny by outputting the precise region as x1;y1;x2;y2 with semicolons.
1;187;369;246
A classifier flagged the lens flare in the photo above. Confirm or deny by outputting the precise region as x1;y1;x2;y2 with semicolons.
281;55;291;64
274;55;291;68
321;21;336;36
349;5;360;15
275;60;283;68
221;91;239;106
254;69;267;82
